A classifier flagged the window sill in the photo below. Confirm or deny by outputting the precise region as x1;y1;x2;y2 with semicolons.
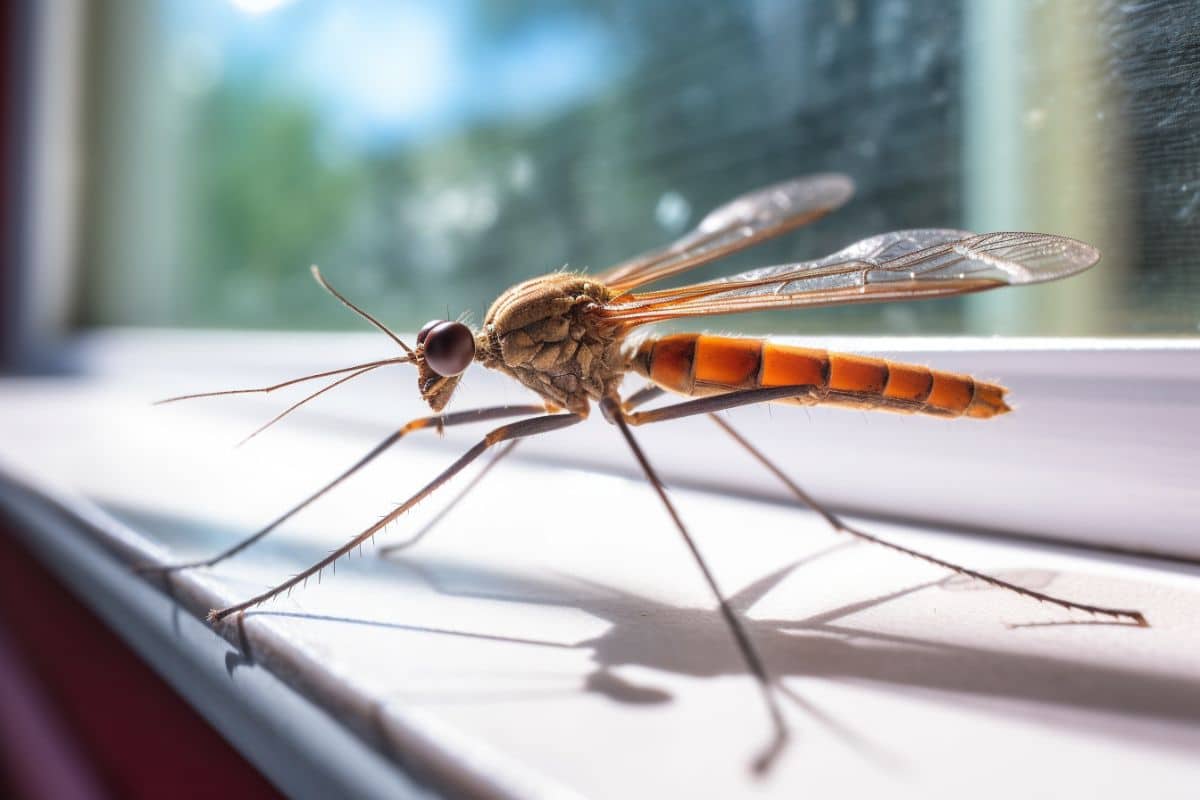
0;330;1198;797
71;328;1200;558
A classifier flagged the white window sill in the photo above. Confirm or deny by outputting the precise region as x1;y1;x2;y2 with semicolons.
1;330;1198;798
69;328;1200;559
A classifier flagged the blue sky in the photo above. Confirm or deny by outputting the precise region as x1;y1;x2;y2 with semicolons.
167;0;623;146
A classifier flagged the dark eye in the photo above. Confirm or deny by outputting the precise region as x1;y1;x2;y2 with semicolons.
416;319;442;346
423;321;475;377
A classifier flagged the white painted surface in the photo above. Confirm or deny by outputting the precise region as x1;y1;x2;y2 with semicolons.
1;337;1198;798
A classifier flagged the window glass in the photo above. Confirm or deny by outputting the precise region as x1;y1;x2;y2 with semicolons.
81;0;1200;336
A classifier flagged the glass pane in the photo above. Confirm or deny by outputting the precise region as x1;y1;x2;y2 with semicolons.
81;0;1200;336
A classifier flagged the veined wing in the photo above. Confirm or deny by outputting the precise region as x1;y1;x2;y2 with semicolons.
596;173;855;293
596;230;1101;326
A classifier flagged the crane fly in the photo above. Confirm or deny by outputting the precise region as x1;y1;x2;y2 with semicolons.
146;173;1147;769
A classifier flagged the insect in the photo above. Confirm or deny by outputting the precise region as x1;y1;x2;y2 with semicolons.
147;173;1147;767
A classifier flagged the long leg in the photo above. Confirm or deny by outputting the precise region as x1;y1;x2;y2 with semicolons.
612;384;1146;625
620;384;666;412
707;414;1148;626
378;439;521;556
617;384;821;425
208;411;583;622
379;384;670;559
600;395;787;774
140;404;545;575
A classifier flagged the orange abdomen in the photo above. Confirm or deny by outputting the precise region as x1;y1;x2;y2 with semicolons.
629;333;1009;419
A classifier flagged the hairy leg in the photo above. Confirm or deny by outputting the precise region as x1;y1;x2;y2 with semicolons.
208;411;583;621
139;404;545;574
602;394;788;774
707;413;1147;626
611;383;1146;625
378;439;521;556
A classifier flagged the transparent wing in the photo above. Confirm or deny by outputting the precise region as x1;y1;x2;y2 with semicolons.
596;173;855;293
596;230;1101;326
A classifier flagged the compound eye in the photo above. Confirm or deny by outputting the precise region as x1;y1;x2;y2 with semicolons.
416;319;443;346
423;321;475;377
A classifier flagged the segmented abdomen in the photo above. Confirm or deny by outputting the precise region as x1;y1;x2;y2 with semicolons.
629;334;1009;418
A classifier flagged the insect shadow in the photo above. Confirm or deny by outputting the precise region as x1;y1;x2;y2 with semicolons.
116;501;1200;773
250;535;1197;772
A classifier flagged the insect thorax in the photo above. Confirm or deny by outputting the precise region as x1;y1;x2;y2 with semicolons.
476;274;626;415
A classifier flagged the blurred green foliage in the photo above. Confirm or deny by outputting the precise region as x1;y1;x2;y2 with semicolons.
185;86;366;325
